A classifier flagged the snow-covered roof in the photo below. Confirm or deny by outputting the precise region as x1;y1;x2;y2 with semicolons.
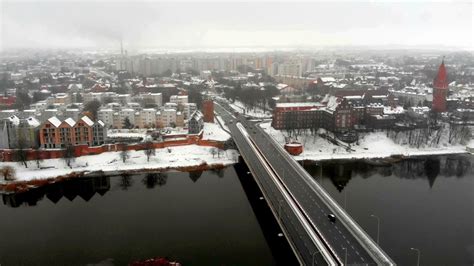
26;117;40;127
276;83;288;90
276;102;324;108
7;115;20;125
383;106;405;115
48;116;62;127
320;77;336;83
64;118;76;127
81;116;94;126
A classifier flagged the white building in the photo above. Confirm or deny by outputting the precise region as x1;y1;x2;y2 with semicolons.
183;103;197;119
160;108;177;128
98;109;115;128
139;108;157;128
138;92;162;106
64;108;81;121
200;70;212;79
119;108;136;127
170;95;188;106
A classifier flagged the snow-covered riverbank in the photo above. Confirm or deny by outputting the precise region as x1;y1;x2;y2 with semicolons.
0;145;239;183
260;122;470;161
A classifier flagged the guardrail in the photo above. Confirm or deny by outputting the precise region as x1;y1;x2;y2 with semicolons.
255;123;396;266
235;123;338;266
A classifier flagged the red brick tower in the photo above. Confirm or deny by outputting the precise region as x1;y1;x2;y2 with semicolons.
202;100;214;123
432;60;448;112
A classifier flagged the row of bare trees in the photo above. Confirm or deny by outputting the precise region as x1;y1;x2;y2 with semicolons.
387;123;472;148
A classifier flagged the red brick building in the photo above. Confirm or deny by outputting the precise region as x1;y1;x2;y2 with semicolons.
0;96;16;107
432;60;448;112
40;116;106;149
202;100;214;123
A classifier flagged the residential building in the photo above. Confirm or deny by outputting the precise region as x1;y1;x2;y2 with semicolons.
97;109;114;128
188;110;204;134
0;115;40;149
161;108;177;127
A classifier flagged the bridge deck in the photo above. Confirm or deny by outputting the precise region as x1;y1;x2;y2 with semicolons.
215;102;395;266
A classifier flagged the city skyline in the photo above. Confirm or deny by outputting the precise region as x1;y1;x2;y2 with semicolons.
1;1;473;52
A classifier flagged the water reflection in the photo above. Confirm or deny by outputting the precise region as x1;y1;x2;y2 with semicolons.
189;171;203;182
306;155;472;191
2;176;110;208
305;154;474;265
118;173;133;190
142;173;168;188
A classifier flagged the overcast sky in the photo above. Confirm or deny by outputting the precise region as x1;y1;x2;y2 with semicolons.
1;1;473;52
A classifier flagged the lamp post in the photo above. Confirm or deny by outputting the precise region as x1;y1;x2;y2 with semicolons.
312;249;320;266
410;248;420;266
342;247;347;265
370;214;380;244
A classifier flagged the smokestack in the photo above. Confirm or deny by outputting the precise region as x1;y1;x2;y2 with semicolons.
120;39;124;56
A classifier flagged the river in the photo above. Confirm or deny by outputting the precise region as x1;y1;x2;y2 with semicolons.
1;155;472;265
0;166;296;265
303;154;473;265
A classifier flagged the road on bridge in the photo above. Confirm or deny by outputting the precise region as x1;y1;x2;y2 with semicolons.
215;102;391;265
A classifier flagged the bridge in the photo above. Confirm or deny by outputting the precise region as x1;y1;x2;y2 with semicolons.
215;102;396;266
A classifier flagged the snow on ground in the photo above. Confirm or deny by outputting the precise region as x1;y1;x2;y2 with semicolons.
202;122;231;141
260;122;469;161
215;115;229;132
0;145;239;182
107;130;148;141
229;100;272;118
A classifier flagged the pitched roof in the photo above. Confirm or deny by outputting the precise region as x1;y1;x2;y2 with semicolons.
48;116;62;127
80;115;94;126
64;118;76;127
433;60;448;89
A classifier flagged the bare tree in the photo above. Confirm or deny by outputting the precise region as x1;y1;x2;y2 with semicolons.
32;147;43;168
119;143;130;163
210;148;217;158
143;141;155;162
1;166;16;181
62;143;75;168
13;138;29;168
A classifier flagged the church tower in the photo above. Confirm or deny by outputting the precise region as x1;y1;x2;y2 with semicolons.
432;60;448;112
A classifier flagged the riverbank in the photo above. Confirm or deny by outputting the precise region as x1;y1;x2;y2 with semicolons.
260;122;470;162
0;145;239;193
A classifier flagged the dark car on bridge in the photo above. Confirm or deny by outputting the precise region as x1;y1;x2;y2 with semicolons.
328;214;336;223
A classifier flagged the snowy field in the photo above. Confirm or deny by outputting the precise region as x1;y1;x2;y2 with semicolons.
229;100;272;118
0;145;239;182
260;122;470;161
202;122;231;141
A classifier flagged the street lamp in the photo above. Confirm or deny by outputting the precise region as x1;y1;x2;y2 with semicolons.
342;247;347;265
410;248;420;266
312;249;320;266
370;214;380;244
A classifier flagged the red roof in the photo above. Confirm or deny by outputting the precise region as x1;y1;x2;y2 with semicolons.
0;96;16;106
433;60;448;90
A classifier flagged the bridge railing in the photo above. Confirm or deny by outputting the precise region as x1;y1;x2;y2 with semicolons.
234;123;338;266
256;123;396;266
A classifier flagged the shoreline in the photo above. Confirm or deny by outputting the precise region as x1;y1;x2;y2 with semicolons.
293;149;469;163
0;161;233;194
0;144;239;193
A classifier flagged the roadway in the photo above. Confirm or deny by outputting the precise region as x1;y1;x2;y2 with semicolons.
215;102;394;265
217;105;333;265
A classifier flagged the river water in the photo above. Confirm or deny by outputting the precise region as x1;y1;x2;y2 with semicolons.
0;155;472;265
303;154;474;266
0;166;296;265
